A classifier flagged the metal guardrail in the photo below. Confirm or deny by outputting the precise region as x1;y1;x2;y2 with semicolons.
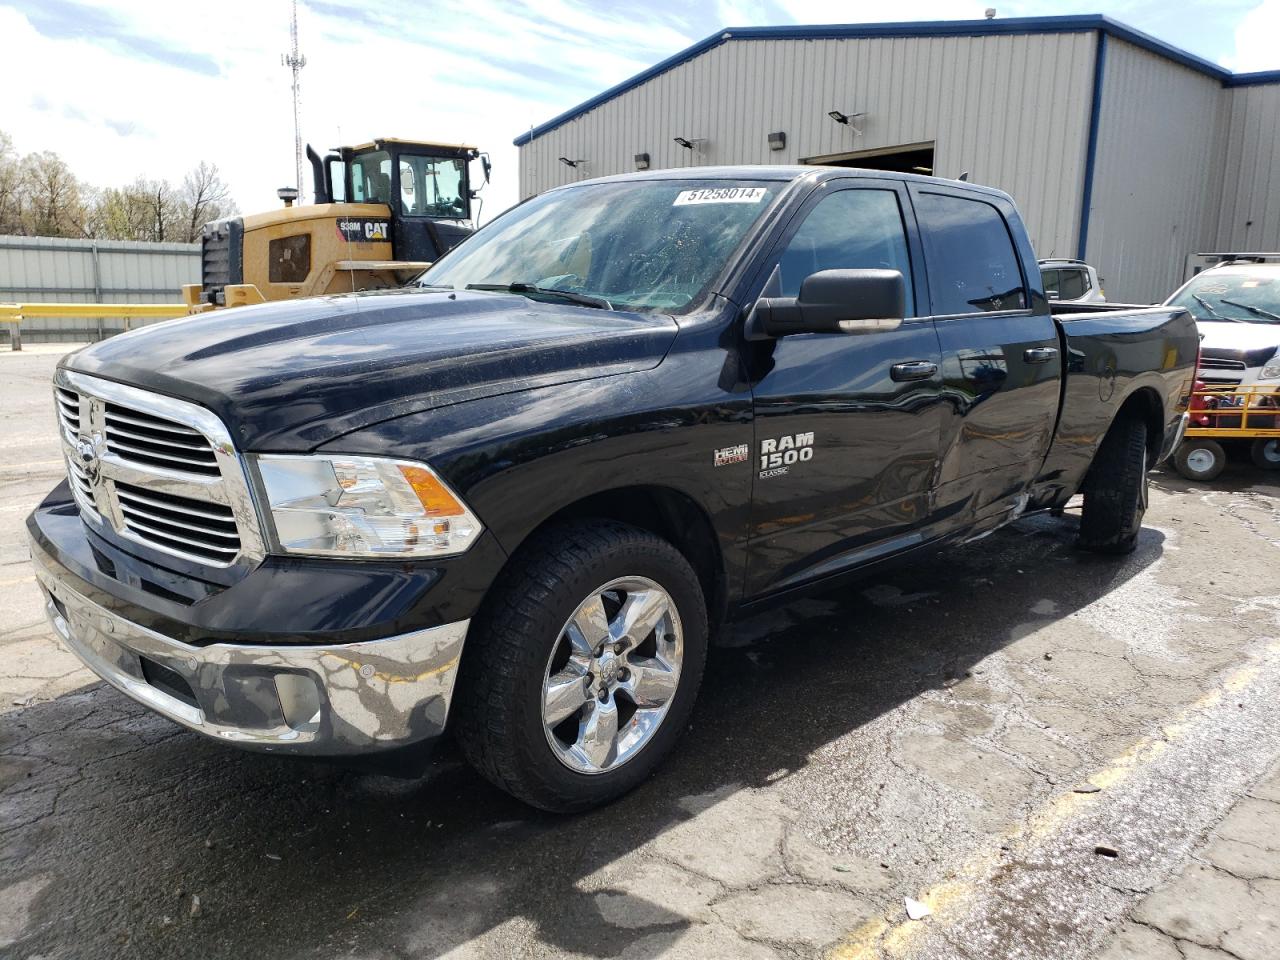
0;303;188;351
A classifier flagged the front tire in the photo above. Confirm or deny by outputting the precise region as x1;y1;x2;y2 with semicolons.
453;520;708;812
1078;416;1148;554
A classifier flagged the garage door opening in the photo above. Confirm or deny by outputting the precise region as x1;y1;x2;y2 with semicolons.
804;142;936;175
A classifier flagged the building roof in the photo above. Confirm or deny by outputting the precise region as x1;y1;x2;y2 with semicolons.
514;14;1280;147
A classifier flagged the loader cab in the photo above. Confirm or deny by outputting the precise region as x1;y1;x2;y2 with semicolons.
318;138;487;262
186;137;491;312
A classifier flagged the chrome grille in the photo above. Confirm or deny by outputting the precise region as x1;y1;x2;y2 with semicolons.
56;387;80;433
66;451;98;516
1198;358;1247;371
53;370;264;570
104;403;220;476
115;482;240;563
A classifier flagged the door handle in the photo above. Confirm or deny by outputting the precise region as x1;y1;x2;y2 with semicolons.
1024;346;1059;363
890;360;938;381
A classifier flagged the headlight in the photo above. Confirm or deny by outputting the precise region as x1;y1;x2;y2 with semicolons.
255;455;482;558
1261;350;1280;380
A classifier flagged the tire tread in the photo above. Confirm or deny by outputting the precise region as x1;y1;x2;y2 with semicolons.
453;520;706;811
1079;415;1147;554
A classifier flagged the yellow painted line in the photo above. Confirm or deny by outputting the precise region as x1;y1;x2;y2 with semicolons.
828;656;1270;960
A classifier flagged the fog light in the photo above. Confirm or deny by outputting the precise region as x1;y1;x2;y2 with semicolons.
275;673;321;731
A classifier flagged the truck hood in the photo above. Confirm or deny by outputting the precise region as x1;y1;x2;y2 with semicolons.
64;290;679;449
1196;320;1280;354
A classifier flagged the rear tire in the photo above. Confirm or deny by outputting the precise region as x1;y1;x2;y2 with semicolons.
453;520;708;812
1174;439;1227;482
1078;416;1148;554
1251;438;1280;470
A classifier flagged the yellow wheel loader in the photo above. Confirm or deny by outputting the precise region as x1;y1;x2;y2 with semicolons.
183;138;490;311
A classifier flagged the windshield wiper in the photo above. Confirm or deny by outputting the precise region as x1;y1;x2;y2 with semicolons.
466;282;613;310
1220;297;1280;323
1191;294;1237;321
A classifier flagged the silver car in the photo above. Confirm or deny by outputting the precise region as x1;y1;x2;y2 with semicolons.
1039;258;1106;303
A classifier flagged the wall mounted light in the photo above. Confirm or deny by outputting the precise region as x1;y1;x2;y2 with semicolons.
673;136;706;150
558;157;586;168
827;110;865;134
634;152;651;170
768;131;786;151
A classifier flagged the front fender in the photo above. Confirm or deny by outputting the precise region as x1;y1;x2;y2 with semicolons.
316;341;755;601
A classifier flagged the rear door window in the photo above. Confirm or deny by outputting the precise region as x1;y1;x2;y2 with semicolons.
915;192;1027;315
1057;268;1087;300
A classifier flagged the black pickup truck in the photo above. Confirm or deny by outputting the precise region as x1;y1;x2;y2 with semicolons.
28;167;1196;811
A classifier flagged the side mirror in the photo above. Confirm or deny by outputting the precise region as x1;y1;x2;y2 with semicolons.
749;269;906;338
481;153;492;184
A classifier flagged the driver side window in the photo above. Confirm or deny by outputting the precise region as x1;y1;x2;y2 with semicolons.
778;188;915;316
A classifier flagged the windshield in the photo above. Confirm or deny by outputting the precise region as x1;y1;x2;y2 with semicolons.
1169;271;1280;323
418;179;781;312
399;154;467;219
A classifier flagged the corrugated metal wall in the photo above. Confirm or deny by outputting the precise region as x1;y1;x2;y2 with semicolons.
1084;40;1229;302
519;32;1098;262
1211;82;1280;253
0;235;197;342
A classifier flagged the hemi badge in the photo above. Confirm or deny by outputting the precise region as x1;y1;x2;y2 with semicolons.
714;444;749;467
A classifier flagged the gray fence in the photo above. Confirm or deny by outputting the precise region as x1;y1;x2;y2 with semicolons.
0;235;199;342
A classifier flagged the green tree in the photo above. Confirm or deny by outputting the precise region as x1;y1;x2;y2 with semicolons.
86;184;154;240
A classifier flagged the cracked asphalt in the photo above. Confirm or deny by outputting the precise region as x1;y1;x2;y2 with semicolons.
3;344;1280;960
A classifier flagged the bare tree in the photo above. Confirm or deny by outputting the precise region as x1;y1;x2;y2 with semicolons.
0;130;240;242
22;150;88;237
0;131;23;235
141;179;181;242
180;161;235;242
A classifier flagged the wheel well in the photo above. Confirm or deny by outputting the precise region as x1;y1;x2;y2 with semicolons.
514;486;728;631
1116;387;1165;464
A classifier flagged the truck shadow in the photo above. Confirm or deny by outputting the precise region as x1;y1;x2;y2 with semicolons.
3;512;1165;959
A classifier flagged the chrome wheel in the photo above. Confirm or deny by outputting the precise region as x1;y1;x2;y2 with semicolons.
541;576;683;775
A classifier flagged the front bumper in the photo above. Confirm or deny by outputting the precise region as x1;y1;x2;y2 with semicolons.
32;542;468;757
1164;411;1191;462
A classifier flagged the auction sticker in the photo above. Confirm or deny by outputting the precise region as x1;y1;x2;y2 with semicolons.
673;187;768;206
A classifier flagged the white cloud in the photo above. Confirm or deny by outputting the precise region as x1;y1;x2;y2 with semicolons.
1;0;692;223
773;0;993;24
1224;0;1280;71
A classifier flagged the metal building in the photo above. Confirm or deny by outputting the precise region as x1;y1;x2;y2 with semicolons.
515;15;1280;303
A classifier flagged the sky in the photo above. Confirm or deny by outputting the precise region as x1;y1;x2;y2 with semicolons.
3;0;1278;224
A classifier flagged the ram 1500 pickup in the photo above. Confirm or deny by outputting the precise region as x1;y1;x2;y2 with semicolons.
28;167;1197;811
